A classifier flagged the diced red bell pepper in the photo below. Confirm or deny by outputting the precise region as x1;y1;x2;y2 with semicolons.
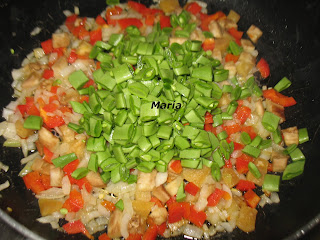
202;38;215;51
223;124;241;135
52;47;65;57
98;233;110;240
27;105;40;116
43;115;65;129
142;224;158;240
236;156;250;174
168;202;185;223
68;49;78;64
233;142;244;151
118;18;143;29
166;195;176;206
128;1;147;14
257;58;270;79
204;123;213;133
50;86;59;94
62;220;93;239
235;106;251;124
225;53;239;63
106;6;123;26
244;189;261;208
145;14;155;26
170;160;182;174
101;200;116;212
159;15;171;29
59;106;72;113
150;196;163;207
63;189;84;212
228;27;243;40
40;174;51;190
80;96;90;103
42;69;54;79
207;188;224;207
267;162;273;172
224;159;233;168
241;126;257;139
65;14;78;31
49;95;59;104
204;111;214;124
43;146;54;163
157;222;167;236
41;39;53;54
23;171;47;194
186;2;202;15
63;159;80;175
188;205;207;227
200;11;226;31
83;79;95;88
185;182;200;196
96;15;107;25
90;28;102;45
17;105;27;116
42;103;58;113
127;233;143;240
236;179;256;191
263;88;297;107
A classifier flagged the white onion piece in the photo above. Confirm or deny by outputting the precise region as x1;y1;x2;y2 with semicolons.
231;150;242;158
26;133;38;143
2;108;14;121
0;162;9;172
222;184;232;209
270;192;280;203
61;175;71;195
20;152;40;164
120;212;131;238
11;68;24;81
0;122;8;136
21;139;28;157
35;187;65;199
98;203;111;217
183;224;204;239
155;172;168;187
0;181;10;191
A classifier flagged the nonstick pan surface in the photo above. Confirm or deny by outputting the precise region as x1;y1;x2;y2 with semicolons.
1;0;320;239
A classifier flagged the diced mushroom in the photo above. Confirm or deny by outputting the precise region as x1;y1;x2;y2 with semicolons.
214;33;233;52
212;49;222;62
51;56;68;78
246;158;268;186
32;158;53;175
59;125;75;143
38;127;59;152
50;167;64;187
247;24;263;43
221;168;240;188
137;170;157;191
236;205;258;232
241;39;255;52
238;51;256;65
271;151;289;172
86;171;106;187
60;88;81;106
236;61;254;78
128;214;147;234
76;41;93;56
155;172;168;187
169;37;188;45
227;10;240;23
190;29;205;42
68;138;86;160
165;176;183;196
135;191;151;202
182;166;211;187
21;72;41;89
52;32;70;48
209;20;223;38
167;170;180;183
38;199;63;217
152;185;171;204
159;0;180;14
224;61;237;78
254;99;265;117
150;206;168;225
265;99;285;123
282;126;299;146
218;18;238;30
132;200;155;219
108;209;123;238
15;120;34;139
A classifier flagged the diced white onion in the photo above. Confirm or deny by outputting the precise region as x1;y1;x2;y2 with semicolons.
20;152;40;164
0;181;10;191
11;68;24;81
0;162;9;172
270;192;280;203
183;224;204;239
63;10;73;17
74;6;80;15
155;172;168;187
2;108;14;121
35;187;66;199
21;139;28;157
121;212;131;238
222;184;232;209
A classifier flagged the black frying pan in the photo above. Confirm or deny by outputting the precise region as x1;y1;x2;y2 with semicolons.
1;0;320;239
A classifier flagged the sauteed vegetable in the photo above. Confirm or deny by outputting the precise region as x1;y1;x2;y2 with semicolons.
0;0;309;239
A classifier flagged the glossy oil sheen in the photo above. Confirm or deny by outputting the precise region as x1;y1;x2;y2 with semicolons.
0;0;320;239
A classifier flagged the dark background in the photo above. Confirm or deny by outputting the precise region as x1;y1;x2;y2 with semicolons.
1;0;320;239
